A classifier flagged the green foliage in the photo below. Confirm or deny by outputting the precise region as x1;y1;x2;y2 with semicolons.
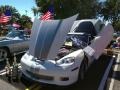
0;5;32;29
100;0;120;31
34;0;99;19
34;0;120;31
100;0;120;21
113;20;120;31
78;0;99;19
31;7;39;17
18;15;32;29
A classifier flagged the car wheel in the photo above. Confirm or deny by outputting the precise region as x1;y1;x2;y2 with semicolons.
78;59;88;81
0;48;9;62
84;55;88;71
79;61;85;80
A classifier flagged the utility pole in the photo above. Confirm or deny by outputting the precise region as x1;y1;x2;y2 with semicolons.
25;10;28;16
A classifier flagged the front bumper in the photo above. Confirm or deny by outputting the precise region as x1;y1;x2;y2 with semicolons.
21;53;79;86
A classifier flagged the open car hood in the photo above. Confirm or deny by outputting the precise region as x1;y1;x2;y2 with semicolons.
29;14;78;60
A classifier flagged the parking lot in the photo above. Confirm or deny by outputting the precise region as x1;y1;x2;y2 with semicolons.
106;54;120;90
0;53;119;90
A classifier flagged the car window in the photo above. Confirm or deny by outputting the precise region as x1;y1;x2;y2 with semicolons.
6;30;24;39
74;21;97;36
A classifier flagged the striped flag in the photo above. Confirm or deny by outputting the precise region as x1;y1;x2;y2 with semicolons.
0;9;11;23
40;5;54;20
0;14;9;23
41;11;53;20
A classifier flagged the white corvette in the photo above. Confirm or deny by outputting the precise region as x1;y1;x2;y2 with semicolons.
21;15;114;86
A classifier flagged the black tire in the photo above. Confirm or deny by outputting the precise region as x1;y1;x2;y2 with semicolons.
79;61;86;80
84;55;88;71
0;47;10;62
78;58;88;81
21;73;35;86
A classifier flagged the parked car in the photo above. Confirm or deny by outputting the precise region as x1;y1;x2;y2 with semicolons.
0;30;30;62
21;15;113;86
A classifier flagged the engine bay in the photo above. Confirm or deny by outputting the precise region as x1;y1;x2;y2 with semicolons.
56;33;92;59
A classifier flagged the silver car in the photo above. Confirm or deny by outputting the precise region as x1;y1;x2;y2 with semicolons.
0;30;29;62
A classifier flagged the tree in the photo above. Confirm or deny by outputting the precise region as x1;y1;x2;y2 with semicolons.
0;5;32;31
78;0;100;19
100;0;120;31
31;7;39;17
18;15;32;29
34;0;100;19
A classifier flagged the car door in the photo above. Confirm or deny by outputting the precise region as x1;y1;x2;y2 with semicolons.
8;38;29;53
18;39;29;52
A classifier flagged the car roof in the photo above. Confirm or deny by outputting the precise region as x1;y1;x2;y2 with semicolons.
70;19;103;34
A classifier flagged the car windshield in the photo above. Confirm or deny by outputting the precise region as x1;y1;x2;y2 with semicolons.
74;21;96;36
6;30;24;39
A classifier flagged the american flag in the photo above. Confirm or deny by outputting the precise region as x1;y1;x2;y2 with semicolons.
0;9;11;23
40;5;54;20
40;11;53;20
0;14;10;23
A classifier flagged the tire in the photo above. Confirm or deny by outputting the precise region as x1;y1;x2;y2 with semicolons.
79;61;86;80
78;59;88;81
21;73;35;86
0;48;10;62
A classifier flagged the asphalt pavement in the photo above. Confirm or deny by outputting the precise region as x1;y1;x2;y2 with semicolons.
106;53;120;90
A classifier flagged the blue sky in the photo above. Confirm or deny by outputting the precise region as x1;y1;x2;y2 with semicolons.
0;0;36;18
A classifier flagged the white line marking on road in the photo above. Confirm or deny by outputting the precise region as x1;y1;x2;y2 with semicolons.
109;54;120;90
98;55;115;90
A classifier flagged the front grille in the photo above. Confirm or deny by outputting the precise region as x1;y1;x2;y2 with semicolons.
26;70;54;81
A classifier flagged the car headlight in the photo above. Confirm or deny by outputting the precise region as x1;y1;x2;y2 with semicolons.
23;52;33;60
57;57;75;65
